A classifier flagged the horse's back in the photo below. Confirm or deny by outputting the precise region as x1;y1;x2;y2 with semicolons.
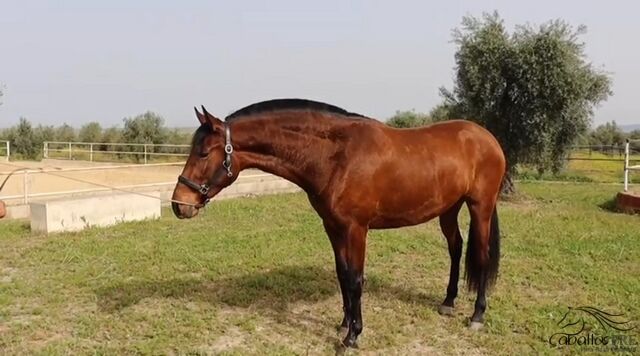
333;118;505;228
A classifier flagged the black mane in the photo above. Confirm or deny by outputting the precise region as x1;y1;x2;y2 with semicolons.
225;98;366;121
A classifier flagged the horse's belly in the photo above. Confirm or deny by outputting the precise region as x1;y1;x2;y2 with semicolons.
368;202;446;229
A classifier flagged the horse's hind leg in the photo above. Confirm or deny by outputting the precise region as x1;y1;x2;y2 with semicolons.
438;200;464;316
465;199;500;330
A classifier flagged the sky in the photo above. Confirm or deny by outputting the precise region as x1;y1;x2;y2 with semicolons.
1;1;638;128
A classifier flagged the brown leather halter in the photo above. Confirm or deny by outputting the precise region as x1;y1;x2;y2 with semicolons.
177;122;233;205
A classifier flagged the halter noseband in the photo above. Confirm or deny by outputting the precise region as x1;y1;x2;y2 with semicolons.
177;122;234;204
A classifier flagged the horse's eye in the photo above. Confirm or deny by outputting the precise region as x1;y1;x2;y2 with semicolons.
198;151;209;158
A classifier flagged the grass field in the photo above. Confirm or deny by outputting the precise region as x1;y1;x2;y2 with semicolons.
0;182;638;355
517;151;640;183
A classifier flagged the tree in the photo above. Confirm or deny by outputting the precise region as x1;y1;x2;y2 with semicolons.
34;125;55;147
79;122;103;142
386;110;431;128
55;123;76;142
122;111;168;144
99;126;123;153
589;121;625;147
427;102;468;122
628;129;640;140
11;118;39;159
440;12;611;193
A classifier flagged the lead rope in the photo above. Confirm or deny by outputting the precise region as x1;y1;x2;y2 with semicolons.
0;164;200;207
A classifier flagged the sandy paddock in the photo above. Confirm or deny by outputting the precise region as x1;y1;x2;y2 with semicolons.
0;159;185;205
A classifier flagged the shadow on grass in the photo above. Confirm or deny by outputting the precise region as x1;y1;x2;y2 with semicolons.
95;265;442;315
598;197;619;213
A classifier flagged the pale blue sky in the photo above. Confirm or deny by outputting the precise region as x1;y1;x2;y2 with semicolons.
1;1;638;128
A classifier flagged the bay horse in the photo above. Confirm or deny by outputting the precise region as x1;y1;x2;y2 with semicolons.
172;99;505;348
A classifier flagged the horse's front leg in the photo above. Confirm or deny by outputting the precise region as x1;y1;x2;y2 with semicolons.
323;221;351;332
324;220;368;348
342;223;367;348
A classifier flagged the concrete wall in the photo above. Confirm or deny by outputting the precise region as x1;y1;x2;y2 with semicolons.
30;192;161;234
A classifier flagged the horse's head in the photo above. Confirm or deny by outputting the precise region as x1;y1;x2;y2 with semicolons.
171;107;240;219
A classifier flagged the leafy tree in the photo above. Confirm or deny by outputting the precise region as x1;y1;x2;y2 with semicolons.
386;110;431;128
99;126;123;152
628;129;640;140
55;123;76;142
589;121;625;147
34;125;55;150
624;129;640;152
101;127;122;143
122;111;168;144
440;12;611;193
428;103;456;122
11;118;39;159
79;122;103;142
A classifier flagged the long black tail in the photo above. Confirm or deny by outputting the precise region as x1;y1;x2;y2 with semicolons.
465;207;501;291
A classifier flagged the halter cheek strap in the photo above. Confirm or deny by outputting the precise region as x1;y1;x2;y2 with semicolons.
177;122;234;205
222;123;233;178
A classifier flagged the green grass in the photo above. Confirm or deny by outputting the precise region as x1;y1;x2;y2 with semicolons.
0;183;639;354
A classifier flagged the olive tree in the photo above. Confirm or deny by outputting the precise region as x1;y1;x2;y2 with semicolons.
386;110;431;128
79;122;103;143
440;12;611;193
122;111;168;144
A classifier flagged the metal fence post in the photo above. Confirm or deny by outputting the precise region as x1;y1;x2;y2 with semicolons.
90;143;93;162
68;142;72;160
43;142;48;158
624;140;630;192
5;141;9;161
144;144;148;165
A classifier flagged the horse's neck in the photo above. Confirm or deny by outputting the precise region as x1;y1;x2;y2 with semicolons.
232;115;342;192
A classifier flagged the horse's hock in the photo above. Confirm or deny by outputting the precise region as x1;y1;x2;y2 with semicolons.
616;190;640;213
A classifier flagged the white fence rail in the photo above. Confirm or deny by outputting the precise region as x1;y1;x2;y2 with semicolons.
624;139;640;192
0;140;9;161
43;141;190;164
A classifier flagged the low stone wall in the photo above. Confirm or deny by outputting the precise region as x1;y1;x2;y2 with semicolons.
30;192;161;234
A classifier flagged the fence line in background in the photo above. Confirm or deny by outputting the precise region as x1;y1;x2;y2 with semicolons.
40;141;639;164
43;141;190;164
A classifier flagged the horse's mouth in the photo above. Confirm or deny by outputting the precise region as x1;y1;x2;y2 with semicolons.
172;202;200;219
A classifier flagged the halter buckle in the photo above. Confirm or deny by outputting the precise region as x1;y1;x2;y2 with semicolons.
198;184;210;195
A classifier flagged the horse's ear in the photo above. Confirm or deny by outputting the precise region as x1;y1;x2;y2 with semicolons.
201;105;223;130
194;107;206;125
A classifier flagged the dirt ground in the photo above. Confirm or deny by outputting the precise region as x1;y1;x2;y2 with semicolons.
0;159;186;205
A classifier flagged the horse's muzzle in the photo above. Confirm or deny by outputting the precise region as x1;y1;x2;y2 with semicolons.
172;201;199;219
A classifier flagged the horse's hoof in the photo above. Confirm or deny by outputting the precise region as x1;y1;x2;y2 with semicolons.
341;336;359;349
469;321;484;331
438;305;455;316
